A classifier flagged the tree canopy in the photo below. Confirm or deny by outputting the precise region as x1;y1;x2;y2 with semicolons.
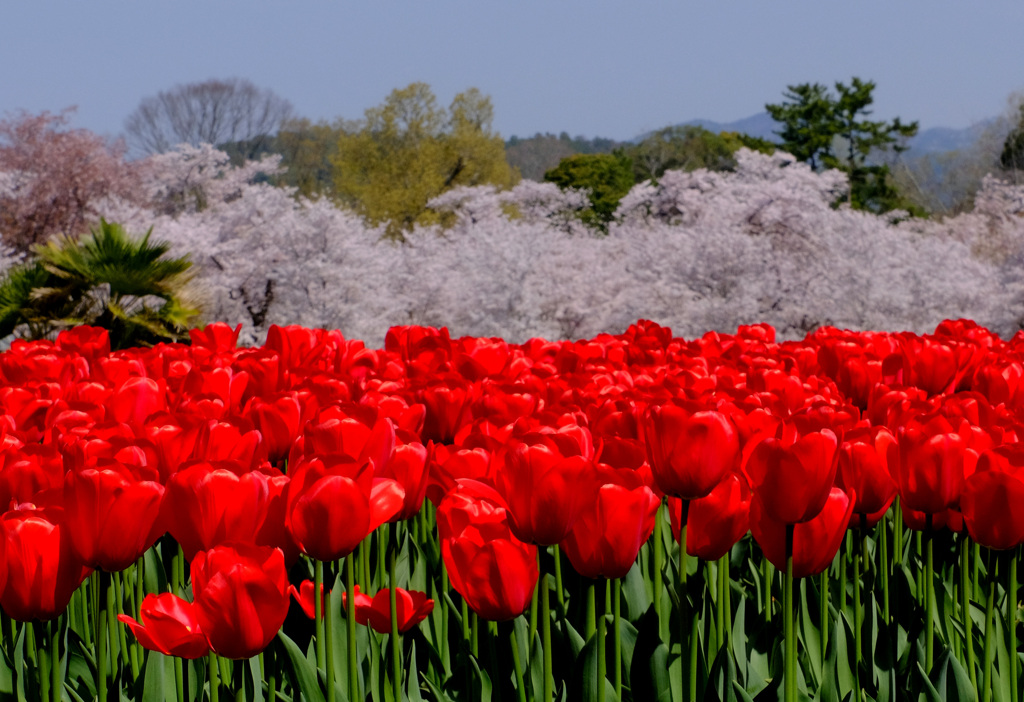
766;78;919;213
543;153;634;230
332;83;518;238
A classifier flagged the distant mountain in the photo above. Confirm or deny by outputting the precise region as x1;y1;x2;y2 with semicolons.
673;112;998;155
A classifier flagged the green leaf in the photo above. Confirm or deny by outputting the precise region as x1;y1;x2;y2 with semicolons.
140;650;171;702
407;639;425;702
278;630;326;702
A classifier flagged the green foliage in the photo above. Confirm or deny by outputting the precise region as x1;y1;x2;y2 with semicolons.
0;219;200;348
767;77;922;214
543;153;635;230
621;126;775;184
332;83;519;239
1000;102;1024;176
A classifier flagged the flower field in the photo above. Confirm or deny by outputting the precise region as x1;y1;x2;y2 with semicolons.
0;318;1022;701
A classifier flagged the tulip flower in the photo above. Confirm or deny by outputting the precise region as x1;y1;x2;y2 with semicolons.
643;403;739;500
750;487;856;579
190;544;290;660
341;585;434;634
560;470;659;579
836;424;898;525
62;459;166;571
118;593;211;659
962;446;1024;550
438;480;538;621
745;423;838;525
893;413;972;517
288;579;329;620
671;472;752;561
285;454;404;562
494;432;595;545
0;505;92;621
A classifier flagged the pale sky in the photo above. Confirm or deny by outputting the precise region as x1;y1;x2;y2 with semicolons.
3;1;1023;142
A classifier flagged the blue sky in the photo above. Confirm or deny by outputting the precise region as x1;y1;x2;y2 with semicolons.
3;1;1023;142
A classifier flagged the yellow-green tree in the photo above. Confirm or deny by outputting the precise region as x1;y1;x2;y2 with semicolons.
333;83;518;238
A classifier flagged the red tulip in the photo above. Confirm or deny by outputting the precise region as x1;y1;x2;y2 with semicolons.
62;459;165;571
560;470;659;579
494;432;594;545
962;446;1024;550
285;454;404;562
118;593;211;659
190;544;290;660
438;480;538;621
643;403;739;500
893;414;972;516
341;586;434;634
836;424;898;520
0;505;91;621
288;579;328;620
750;487;856;578
670;472;752;561
745;423;838;525
161;462;274;559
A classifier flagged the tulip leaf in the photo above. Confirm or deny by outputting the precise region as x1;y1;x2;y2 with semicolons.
704;645;739;702
834;612;856;700
407;639;425;702
0;630;13;695
571;633;615;702
916;662;944;702
622;563;651;623
139;650;168;702
278;630;327;702
799;578;822;687
12;623;26;702
731;596;748;685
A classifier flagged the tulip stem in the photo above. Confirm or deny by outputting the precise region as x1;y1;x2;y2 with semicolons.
553;547;565;613
586;582;596;640
346;553;359;702
598;581;607;702
325;581;335;702
209;652;220;702
542;573;553;702
926;516;935;671
854;522;863;702
785;524;796;702
653;500;665;641
175;655;184;702
314;560;325;671
763;557;772;623
35;621;50;702
234;657;245;702
716;558;725;655
529;578;539;645
679;500;694;702
97;571;109;702
820;571;829;665
389;531;404;697
879;516;890;626
265;644;277;702
614;578;622;698
983;554;996;702
962;535;978;694
50;618;60;702
115;571;132;679
1009;548;1018;702
510;625;527;702
724;553;732;652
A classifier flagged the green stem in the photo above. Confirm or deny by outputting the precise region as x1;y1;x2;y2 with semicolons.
510;625;527;702
598;580;607;702
963;535;978;694
266;644;277;702
472;612;479;659
763;557;773;623
1009;549;1018;702
209;652;221;702
390;526;401;702
983;556;996;702
654;500;665;640
586;582;596;640
854;523;862;702
542;573;553;702
98;571;108;702
314;560;325;671
175;655;184;702
785;524;796;702
679;500;692;702
926;517;935;671
36;621;50;702
553;547;565;613
51;619;60;702
724;554;733;652
614;578;622;699
840;535;848;615
880;514;890;625
325;580;335;702
529;577;539;645
820;571;829;665
234;657;245;702
717;557;726;654
347;553;359;702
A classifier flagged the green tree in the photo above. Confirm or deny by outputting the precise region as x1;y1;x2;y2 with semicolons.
0;219;200;348
332;83;518;238
621;125;775;183
766;78;920;213
543;153;635;230
1000;99;1024;181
